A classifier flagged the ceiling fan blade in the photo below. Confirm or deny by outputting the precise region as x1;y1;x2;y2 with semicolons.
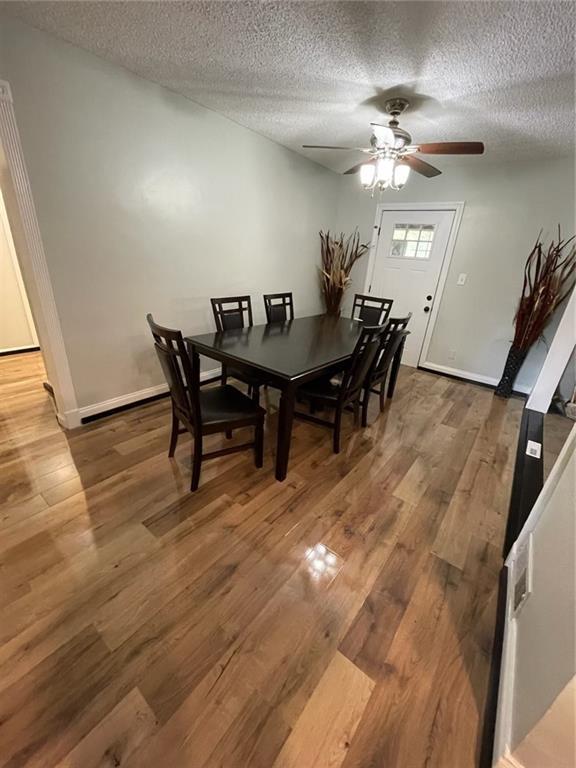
343;159;375;175
417;142;485;155
302;144;370;151
401;155;442;178
370;123;395;147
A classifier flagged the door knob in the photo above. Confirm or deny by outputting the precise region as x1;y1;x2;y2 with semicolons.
426;295;433;301
424;306;430;313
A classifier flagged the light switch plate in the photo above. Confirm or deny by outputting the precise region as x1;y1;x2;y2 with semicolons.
457;273;467;285
513;534;533;615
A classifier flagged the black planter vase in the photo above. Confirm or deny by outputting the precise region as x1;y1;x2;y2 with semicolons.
495;345;527;398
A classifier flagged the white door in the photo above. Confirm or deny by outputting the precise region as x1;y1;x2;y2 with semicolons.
368;208;456;367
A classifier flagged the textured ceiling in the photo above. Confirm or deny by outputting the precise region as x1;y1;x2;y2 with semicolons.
4;1;575;173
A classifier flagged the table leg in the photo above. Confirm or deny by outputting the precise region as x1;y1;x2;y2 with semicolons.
387;339;405;399
276;383;296;481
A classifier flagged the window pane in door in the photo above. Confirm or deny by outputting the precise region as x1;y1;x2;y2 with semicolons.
389;223;436;260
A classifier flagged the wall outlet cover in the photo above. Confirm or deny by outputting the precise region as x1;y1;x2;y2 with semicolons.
457;273;467;285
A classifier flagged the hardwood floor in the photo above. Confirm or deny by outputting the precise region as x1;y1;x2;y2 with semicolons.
0;351;525;767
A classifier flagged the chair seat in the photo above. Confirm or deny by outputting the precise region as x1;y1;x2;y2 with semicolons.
200;384;265;425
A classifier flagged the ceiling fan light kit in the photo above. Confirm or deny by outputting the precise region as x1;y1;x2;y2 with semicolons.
359;155;411;193
303;97;484;194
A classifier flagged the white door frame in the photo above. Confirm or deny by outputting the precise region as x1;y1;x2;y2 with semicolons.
364;201;465;367
0;79;79;427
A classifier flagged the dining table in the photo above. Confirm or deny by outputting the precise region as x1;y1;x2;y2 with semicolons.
186;314;402;481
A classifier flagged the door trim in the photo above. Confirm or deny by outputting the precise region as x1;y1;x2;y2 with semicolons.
364;201;465;367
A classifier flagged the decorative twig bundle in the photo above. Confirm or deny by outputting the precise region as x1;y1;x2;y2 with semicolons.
319;230;368;315
512;228;576;350
496;228;576;397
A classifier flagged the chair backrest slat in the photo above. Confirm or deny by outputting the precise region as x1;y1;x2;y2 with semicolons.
340;324;387;404
146;314;201;427
211;296;253;332
372;314;412;379
263;292;294;324
352;293;393;326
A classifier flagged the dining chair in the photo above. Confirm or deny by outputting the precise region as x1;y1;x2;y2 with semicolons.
352;293;393;325
361;315;411;426
210;295;253;331
294;324;387;453
147;314;265;491
263;292;294;323
210;295;261;402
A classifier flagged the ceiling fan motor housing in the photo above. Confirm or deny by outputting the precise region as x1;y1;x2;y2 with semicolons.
385;97;410;118
378;98;412;147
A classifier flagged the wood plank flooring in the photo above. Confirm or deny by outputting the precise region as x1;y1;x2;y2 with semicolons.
0;351;527;767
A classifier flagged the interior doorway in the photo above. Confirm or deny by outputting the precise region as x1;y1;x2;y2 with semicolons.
0;168;54;427
0;186;39;355
365;203;463;367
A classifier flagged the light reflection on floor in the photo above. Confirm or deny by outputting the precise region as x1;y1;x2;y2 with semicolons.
304;542;343;585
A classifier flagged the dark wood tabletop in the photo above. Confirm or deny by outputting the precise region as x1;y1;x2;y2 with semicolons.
187;314;363;383
186;315;364;480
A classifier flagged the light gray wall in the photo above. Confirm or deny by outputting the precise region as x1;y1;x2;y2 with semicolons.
335;158;575;391
0;16;338;409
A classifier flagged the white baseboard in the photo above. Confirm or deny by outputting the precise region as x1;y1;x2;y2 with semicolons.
419;361;532;395
78;383;169;421
76;368;221;423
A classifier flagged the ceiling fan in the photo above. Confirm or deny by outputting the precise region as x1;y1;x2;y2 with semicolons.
303;98;484;192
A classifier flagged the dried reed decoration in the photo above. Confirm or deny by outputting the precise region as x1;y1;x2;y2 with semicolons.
496;228;576;397
319;230;369;315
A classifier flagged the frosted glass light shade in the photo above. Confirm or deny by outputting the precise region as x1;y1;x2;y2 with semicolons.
376;157;394;185
360;163;376;186
394;163;410;188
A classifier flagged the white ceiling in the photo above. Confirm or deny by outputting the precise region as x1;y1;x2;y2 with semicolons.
5;1;575;173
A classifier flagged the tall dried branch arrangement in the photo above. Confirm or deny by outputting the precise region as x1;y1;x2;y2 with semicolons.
319;230;369;315
513;228;576;351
